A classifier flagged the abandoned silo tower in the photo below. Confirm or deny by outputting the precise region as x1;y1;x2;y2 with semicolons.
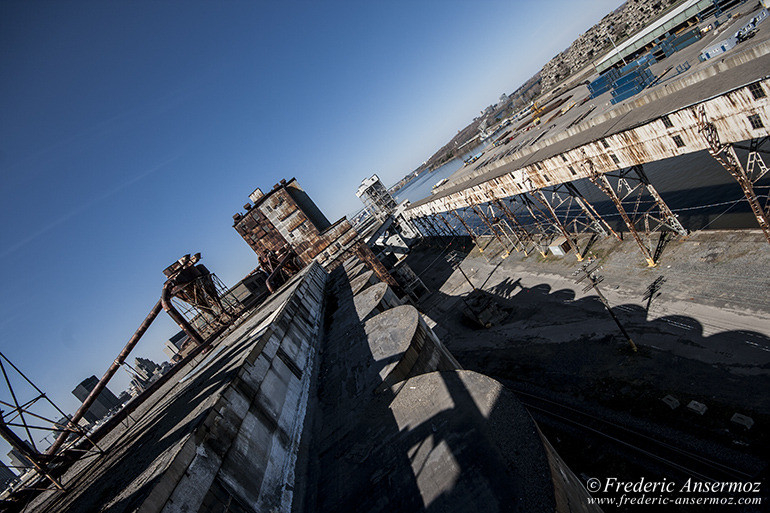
357;174;398;219
232;178;360;283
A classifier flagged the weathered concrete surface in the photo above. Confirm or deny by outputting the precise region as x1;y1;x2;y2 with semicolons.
352;282;401;322
160;262;326;513
363;304;461;393
25;263;327;513
349;269;378;295
386;370;559;512
301;266;599;513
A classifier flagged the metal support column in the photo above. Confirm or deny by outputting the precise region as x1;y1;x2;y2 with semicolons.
450;209;481;249
0;416;64;491
533;189;583;260
471;204;509;256
355;243;402;293
564;182;620;240
436;212;460;237
589;172;657;266
633;166;688;237
697;106;770;244
493;199;535;254
520;195;552;256
425;215;449;237
416;216;438;237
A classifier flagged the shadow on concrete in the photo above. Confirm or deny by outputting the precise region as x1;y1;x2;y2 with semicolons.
304;266;558;512
30;319;268;513
403;247;770;436
397;247;770;485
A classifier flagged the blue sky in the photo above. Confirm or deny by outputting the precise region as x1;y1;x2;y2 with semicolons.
0;0;621;452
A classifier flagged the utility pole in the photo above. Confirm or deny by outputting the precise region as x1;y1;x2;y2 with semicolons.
446;250;476;291
574;262;637;352
446;250;490;328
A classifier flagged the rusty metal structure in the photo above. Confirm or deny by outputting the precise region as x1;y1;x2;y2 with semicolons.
586;164;688;266
0;351;103;491
405;78;770;264
233;178;360;289
354;243;402;294
163;253;242;338
30;254;219;467
697;105;770;244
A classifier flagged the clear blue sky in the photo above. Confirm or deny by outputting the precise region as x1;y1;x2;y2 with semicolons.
0;0;621;452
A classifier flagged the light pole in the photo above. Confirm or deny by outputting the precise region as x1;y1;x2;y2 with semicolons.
606;25;628;66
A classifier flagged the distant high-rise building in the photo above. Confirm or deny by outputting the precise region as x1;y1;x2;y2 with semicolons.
164;330;190;361
6;448;31;472
72;375;121;423
129;357;162;392
0;460;17;489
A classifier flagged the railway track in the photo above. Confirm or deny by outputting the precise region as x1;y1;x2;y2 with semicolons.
514;388;756;483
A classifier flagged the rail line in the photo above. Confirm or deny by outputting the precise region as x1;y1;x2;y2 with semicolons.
512;388;756;483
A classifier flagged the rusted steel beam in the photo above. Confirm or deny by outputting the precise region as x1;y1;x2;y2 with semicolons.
162;282;206;347
633;166;688;237
0;416;64;490
412;217;431;237
421;216;441;237
519;196;551;256
47;300;164;456
470;204;508;255
533;190;583;260
450;209;480;248
564;183;620;240
492;199;535;253
413;216;430;236
62;322;227;464
436;212;460;236
589;172;656;266
426;214;451;237
265;250;298;293
354;243;402;292
697;107;770;244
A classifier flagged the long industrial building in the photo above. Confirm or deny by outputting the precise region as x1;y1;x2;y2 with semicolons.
406;3;770;266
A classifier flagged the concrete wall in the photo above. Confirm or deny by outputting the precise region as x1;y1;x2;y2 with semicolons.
151;262;327;513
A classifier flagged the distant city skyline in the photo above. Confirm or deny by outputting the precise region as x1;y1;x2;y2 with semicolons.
0;0;624;464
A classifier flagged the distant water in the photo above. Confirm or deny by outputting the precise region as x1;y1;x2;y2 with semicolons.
396;142;770;232
394;144;487;204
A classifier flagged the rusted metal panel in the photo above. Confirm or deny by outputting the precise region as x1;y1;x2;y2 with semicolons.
406;79;770;218
234;179;362;274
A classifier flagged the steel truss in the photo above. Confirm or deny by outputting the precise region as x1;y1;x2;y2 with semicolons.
697;105;770;244
424;215;446;237
487;197;555;256
470;204;509;257
450;208;482;249
514;195;565;256
586;163;687;266
0;351;104;492
530;182;621;260
436;212;461;237
492;199;539;255
412;217;433;237
171;273;242;340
